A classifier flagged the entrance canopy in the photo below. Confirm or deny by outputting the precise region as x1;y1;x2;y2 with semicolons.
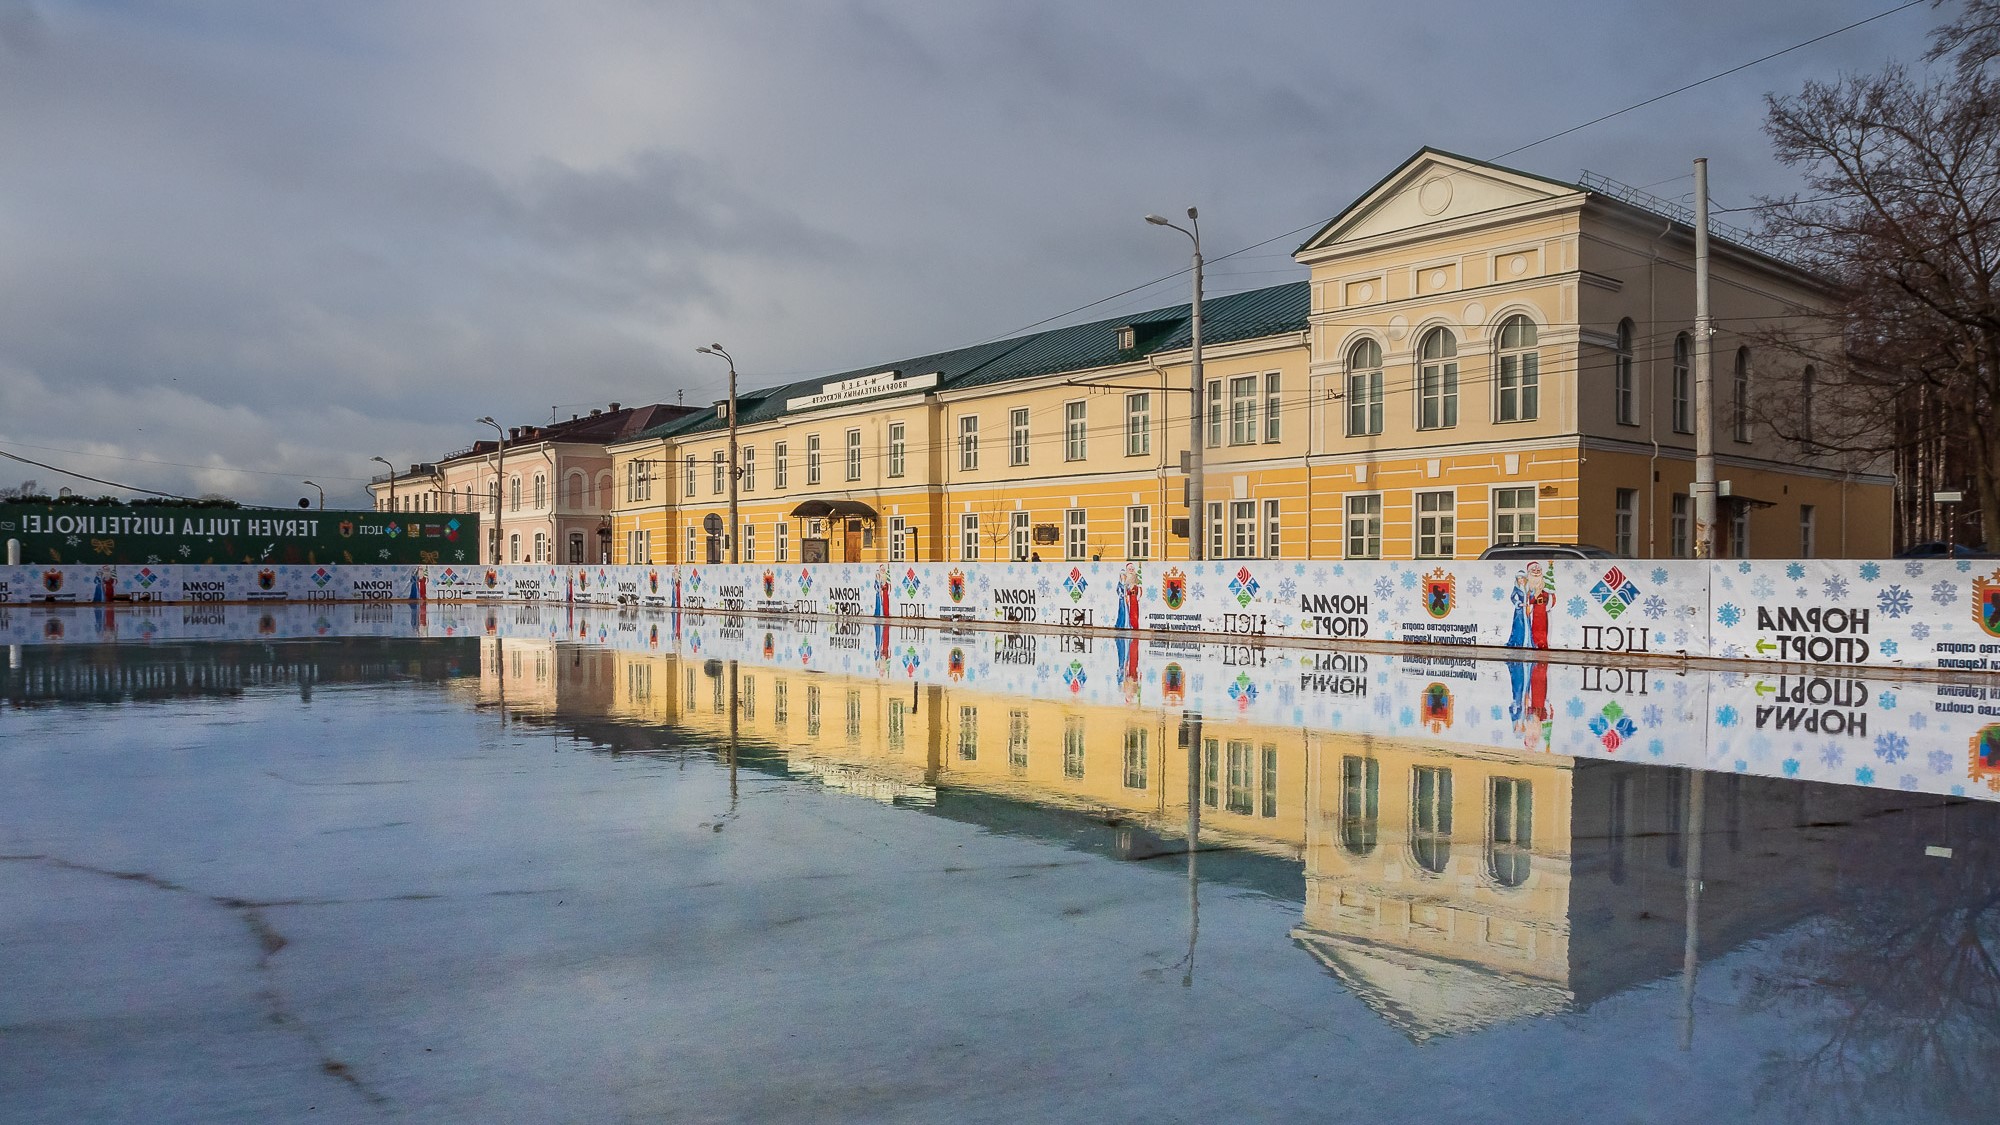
789;499;878;522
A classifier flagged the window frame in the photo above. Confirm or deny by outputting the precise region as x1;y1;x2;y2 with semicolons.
1347;339;1384;437
1415;489;1456;559
1494;315;1540;423
742;446;755;491
887;422;906;478
1011;511;1030;561
1613;319;1636;426
1063;401;1087;461
1127;505;1151;560
1229;375;1258;445
1009;407;1030;466
959;415;979;472
1491;486;1538;546
1614;488;1638;558
806;434;822;485
1417;327;1459;430
1065;508;1087;561
960;513;979;561
1345;493;1383;559
774;441;789;488
1264;372;1282;443
845;427;862;482
1671;333;1692;434
1125;393;1151;457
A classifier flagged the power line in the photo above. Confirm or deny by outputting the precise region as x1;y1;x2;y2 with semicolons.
0;447;191;499
0;439;371;482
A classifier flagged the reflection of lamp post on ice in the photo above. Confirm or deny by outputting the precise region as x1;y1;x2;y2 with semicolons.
1937;490;1964;555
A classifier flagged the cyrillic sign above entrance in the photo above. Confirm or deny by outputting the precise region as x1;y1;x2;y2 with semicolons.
786;370;938;411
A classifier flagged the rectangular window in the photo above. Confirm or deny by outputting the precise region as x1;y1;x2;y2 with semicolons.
742;447;755;491
1614;355;1635;426
1225;741;1255;815
1672;367;1692;434
1007;710;1029;773
713;450;726;494
1730;506;1750;559
1010;408;1030;466
1230;500;1256;559
887;699;905;754
1497;350;1539;421
1419;360;1458;430
1208;501;1225;561
888;422;906;477
959;415;979;472
806;435;821;485
845;429;862;481
1011;511;1030;561
685;525;696;563
776;520;789;562
1416;490;1455;558
1342;756;1379;853
1123;727;1148;790
740;676;755;721
1346;494;1382;559
1064;401;1087;461
1261;744;1278;818
774;442;789;488
805;685;822;740
1264;372;1282;442
844;690;861;744
774;681;788;728
1264;499;1281;559
741;523;755;563
1229;375;1257;444
1799;504;1816;559
1065;508;1087;561
890;516;907;563
1202;739;1219;808
627;529;649;565
684;455;697;497
957;705;977;761
1063;716;1085;779
1671;494;1690;558
1348;364;1384;437
1128;506;1151;560
960;513;979;561
1126;393;1150;456
1206;379;1223;447
1614;488;1638;558
1492;487;1537;546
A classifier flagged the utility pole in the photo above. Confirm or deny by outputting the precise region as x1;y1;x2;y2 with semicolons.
478;417;506;563
1147;209;1204;561
698;345;742;565
1691;158;1717;559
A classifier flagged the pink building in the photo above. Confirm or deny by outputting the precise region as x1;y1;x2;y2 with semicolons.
369;403;694;564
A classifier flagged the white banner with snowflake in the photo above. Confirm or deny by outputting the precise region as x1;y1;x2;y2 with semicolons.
1707;559;2000;669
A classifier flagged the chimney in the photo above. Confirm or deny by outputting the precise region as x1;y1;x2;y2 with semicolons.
608;401;622;412
589;408;602;417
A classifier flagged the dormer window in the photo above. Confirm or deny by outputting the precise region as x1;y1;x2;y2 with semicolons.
1116;325;1136;350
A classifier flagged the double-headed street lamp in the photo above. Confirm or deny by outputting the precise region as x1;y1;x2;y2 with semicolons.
1147;207;1204;561
370;456;395;511
696;344;742;565
477;416;506;563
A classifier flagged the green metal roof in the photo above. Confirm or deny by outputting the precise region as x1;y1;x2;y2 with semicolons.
637;279;1308;441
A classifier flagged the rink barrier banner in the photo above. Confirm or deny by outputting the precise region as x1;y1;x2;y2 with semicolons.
0;503;477;566
5;557;2000;671
7;601;1998;803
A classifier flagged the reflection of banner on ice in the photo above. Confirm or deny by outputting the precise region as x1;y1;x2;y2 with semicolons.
1507;660;1551;752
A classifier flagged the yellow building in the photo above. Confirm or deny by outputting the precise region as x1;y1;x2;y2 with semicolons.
610;148;1891;562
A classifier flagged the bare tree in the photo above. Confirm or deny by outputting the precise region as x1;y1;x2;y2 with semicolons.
1754;11;2000;548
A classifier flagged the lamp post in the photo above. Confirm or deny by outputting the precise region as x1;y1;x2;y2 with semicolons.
1147;208;1204;561
302;480;324;510
370;456;395;512
697;344;742;565
477;417;506;564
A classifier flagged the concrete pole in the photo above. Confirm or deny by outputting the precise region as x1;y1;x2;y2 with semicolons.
1679;770;1707;1051
1149;210;1204;561
1692;159;1717;559
699;345;742;565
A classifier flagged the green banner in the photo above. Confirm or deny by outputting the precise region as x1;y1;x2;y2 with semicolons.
0;504;479;565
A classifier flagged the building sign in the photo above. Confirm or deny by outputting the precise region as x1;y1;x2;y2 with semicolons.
784;370;940;411
0;503;478;566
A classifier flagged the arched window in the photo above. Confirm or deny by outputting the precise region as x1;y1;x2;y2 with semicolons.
508;533;521;563
1733;347;1751;441
488;479;500;515
1671;333;1692;433
1495;315;1539;422
1346;339;1384;436
566;472;585;508
510;475;522;512
532;532;546;562
1489;777;1532;887
1411;766;1452;874
1340;756;1379;855
1614;318;1635;425
532;473;546;509
1800;365;1816;449
1418;328;1458;430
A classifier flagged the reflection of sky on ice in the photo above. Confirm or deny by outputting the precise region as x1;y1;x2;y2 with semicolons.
2;608;1998;1122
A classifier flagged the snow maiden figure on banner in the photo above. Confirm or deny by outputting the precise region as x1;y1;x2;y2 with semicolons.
1506;561;1554;650
875;563;892;618
1115;562;1141;631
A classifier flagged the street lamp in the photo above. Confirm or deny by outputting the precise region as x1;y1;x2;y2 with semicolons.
696;344;741;565
302;480;324;510
1147;207;1204;561
370;456;395;512
477;416;506;564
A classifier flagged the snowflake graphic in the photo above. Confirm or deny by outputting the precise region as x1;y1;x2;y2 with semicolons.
1909;712;1929;731
1400;569;1418;590
1734;760;1748;773
1566;595;1589;619
1905;561;1927;578
1821;574;1850;600
177;545;192;558
1930;580;1958;608
1878;692;1897;710
1881;639;1900;657
1716;704;1740;728
1899;774;1919;790
1651;567;1670;586
1373;576;1394;600
1859;561;1881;582
1874;732;1909;763
378;549;391;560
1856;766;1876;785
65;534;80;547
1737;561;1752;574
1751;576;1775;599
1568;697;1588;719
1465;577;1484;599
1643;594;1668;620
1642;704;1664;727
1716;602;1744;627
1820;745;1845;768
1648;739;1666;757
1782;758;1801;777
1928;750;1954;774
1674;627;1691;647
1785;562;1806;580
1276;577;1298;601
1912;622;1931;641
1191;582;1206;600
1877;585;1914;618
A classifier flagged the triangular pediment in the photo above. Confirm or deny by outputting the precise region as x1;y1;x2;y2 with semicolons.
1298;148;1582;257
1292;928;1573;1043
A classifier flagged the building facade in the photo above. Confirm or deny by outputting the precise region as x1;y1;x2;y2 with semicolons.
607;149;1892;564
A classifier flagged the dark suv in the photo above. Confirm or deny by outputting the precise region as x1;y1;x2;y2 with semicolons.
1477;542;1624;560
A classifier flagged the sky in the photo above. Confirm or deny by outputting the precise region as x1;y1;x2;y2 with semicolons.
0;0;1949;507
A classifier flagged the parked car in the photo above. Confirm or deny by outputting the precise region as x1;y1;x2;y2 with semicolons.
1894;541;1995;559
1477;542;1625;561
